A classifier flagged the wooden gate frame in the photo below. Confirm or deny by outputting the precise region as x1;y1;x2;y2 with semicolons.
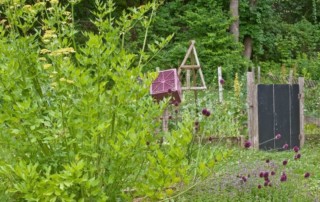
247;72;305;149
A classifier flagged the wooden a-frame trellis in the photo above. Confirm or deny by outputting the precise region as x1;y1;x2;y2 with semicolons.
178;40;206;118
178;40;206;91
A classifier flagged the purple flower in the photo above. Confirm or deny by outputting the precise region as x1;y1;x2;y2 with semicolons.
202;108;208;115
242;176;247;182
258;185;262;189
294;153;301;160
293;146;300;153
194;121;199;126
244;141;251;148
168;89;172;93
206;110;211;117
275;134;281;140
201;108;211;117
266;159;270;163
282;144;289;150
280;173;287;182
208;136;213;142
282;160;288;166
271;171;276;176
259;172;264;178
304;172;310;178
168;115;172;120
263;172;269;178
264;181;269;186
219;79;225;85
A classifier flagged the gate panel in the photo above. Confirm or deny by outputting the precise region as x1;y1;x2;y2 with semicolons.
258;85;274;150
274;85;290;150
257;84;300;150
290;84;300;148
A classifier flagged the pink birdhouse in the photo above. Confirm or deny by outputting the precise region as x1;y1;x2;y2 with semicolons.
150;69;182;104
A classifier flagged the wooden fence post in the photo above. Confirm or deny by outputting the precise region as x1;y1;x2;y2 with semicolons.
247;72;259;149
257;66;261;84
218;66;223;103
298;77;305;147
288;70;293;85
162;108;169;132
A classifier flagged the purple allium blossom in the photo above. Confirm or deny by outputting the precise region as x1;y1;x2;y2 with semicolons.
259;172;264;178
201;108;211;117
208;136;213;142
258;185;262;189
168;115;172;119
283;144;289;149
275;134;281;140
280;173;287;182
242;176;247;182
282;160;288;166
263;172;269;178
264;181;269;186
293;146;300;153
206;110;211;117
266;159;270;163
294;153;301;160
271;171;276;176
202;108;208;115
304;172;310;178
244;141;251;148
219;79;225;85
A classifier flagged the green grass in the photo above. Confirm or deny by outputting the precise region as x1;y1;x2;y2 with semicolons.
175;134;320;202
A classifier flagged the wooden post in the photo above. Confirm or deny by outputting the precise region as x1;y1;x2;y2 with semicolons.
288;70;293;84
186;70;190;89
193;72;198;113
298;77;305;147
252;66;255;81
162;108;169;132
257;66;261;84
247;72;259;149
218;66;223;103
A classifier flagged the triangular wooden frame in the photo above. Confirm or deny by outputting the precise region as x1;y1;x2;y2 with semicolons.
178;40;206;90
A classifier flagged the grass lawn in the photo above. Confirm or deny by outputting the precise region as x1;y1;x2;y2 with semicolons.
176;134;320;202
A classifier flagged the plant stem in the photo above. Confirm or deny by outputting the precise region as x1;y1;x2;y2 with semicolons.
137;2;156;67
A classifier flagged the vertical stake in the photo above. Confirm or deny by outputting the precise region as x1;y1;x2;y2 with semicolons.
257;66;261;84
218;66;223;103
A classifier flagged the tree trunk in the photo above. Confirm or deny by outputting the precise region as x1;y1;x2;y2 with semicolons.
243;0;256;60
243;35;253;59
230;0;239;42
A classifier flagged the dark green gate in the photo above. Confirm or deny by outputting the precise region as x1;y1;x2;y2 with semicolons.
258;84;300;150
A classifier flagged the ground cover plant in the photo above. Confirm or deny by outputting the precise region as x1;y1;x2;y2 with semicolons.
177;135;320;202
